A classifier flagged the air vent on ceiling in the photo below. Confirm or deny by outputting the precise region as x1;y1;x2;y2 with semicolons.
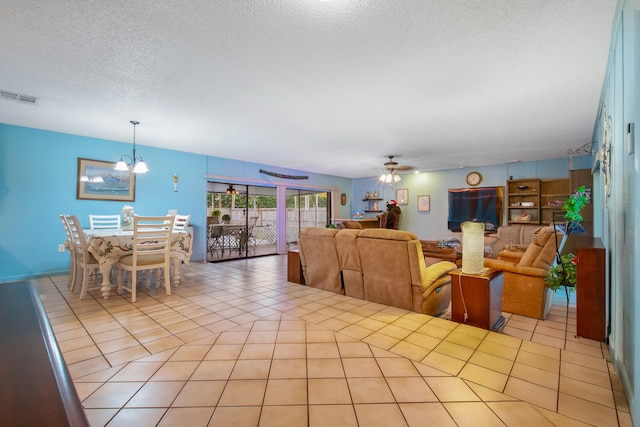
0;90;38;105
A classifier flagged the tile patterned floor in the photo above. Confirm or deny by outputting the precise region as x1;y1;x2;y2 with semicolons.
35;255;633;426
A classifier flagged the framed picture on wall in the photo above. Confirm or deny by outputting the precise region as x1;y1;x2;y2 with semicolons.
77;158;136;201
396;188;409;205
418;195;430;212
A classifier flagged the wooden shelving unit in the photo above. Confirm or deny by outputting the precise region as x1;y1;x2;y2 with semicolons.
540;178;570;225
507;178;540;225
362;198;383;216
507;177;576;226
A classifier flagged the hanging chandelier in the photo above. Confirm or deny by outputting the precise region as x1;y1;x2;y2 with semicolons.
226;184;238;195
115;120;148;173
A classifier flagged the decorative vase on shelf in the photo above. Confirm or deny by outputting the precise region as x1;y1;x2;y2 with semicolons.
121;205;134;230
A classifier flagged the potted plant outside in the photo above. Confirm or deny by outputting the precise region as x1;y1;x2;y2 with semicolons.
221;214;231;224
210;209;221;224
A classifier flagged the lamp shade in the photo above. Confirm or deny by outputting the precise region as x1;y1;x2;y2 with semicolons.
461;221;485;274
133;161;148;173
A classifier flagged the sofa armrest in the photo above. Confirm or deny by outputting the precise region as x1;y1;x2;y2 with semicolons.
422;274;451;297
484;258;547;278
496;249;525;263
421;261;458;289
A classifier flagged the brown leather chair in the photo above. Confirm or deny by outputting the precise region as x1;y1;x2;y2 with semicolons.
484;226;562;319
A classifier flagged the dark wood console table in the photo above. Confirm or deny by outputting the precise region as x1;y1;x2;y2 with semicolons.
450;268;505;331
563;236;607;341
0;281;89;426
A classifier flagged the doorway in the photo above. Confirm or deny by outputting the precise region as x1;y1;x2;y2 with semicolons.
206;182;278;261
285;188;331;247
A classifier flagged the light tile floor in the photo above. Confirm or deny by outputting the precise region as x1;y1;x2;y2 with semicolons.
35;255;633;426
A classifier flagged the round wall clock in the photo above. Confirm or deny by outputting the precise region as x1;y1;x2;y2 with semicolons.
340;193;347;206
466;171;482;186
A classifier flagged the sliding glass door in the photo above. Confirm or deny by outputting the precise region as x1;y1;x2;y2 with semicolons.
206;183;331;261
285;189;331;247
206;182;278;261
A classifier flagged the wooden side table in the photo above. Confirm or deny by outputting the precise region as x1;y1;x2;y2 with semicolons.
449;268;505;331
287;249;305;285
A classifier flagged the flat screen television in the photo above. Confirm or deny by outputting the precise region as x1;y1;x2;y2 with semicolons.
447;187;503;232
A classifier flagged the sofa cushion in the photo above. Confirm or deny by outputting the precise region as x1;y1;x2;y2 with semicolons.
335;229;364;299
517;226;558;270
520;226;540;246
486;224;541;257
298;227;342;294
357;230;415;310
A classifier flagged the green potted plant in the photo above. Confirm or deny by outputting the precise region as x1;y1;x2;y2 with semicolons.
210;209;221;223
221;214;231;224
545;253;577;291
546;185;589;292
562;185;589;235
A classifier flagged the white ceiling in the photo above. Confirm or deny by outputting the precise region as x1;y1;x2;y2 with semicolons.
0;0;616;178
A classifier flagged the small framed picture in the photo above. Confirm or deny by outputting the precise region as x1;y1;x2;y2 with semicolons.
396;188;409;205
418;195;430;212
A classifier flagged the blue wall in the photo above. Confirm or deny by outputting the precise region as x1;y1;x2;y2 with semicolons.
0;124;352;282
0;122;594;283
590;1;640;423
352;157;592;240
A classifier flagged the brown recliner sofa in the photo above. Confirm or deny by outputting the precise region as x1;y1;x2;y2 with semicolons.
298;227;458;316
485;224;541;258
484;226;562;319
298;227;342;294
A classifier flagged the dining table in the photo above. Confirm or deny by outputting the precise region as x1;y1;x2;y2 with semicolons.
84;228;193;299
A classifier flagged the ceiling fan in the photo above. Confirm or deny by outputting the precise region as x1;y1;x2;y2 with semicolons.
380;155;413;184
383;155;414;172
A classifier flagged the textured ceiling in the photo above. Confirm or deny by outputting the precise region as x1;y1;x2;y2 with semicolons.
0;0;616;178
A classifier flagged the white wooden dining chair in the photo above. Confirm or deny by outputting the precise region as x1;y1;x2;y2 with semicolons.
173;214;191;231
66;215;102;299
147;214;190;289
89;214;121;229
59;214;77;292
116;215;175;302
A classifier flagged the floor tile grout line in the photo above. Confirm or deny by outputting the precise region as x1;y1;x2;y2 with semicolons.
39;259;626;426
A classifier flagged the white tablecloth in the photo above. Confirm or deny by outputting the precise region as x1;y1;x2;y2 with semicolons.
84;228;193;298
